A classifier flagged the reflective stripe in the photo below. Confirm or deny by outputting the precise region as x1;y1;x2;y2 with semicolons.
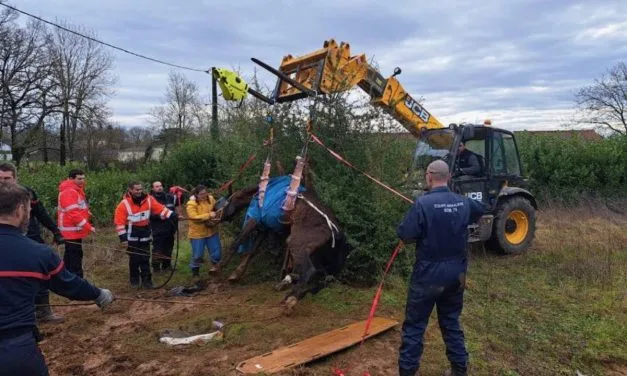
127;236;151;242
117;230;126;235
122;200;150;223
76;219;87;227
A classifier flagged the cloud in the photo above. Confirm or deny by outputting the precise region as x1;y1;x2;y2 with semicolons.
10;0;627;133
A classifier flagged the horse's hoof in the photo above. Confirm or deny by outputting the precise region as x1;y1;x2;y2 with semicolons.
283;296;298;316
274;275;292;291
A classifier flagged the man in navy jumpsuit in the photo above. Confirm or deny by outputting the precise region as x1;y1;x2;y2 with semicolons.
0;182;114;376
397;160;485;376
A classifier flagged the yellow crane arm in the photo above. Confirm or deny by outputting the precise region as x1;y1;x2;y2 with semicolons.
269;39;445;137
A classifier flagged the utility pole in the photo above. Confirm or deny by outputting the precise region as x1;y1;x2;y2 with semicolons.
211;67;219;140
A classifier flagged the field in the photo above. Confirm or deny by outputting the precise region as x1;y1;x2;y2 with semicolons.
39;203;627;376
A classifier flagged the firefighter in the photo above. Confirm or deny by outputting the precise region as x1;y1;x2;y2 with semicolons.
0;162;66;324
57;168;95;279
149;181;178;273
0;182;113;376
114;181;177;288
396;160;486;376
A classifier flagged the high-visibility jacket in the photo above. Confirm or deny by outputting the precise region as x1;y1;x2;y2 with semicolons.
57;179;94;240
186;194;217;239
114;193;174;243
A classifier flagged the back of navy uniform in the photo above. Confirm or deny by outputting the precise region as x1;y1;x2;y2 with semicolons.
0;182;113;376
396;185;486;376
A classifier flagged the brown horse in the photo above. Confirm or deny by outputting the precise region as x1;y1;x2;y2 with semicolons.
216;176;352;313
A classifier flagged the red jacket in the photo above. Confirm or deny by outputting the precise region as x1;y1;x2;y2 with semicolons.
114;193;174;243
57;179;94;240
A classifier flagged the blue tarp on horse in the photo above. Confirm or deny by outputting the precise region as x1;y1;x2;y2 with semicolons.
238;175;306;253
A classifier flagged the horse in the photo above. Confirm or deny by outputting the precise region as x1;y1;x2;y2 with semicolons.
215;173;352;313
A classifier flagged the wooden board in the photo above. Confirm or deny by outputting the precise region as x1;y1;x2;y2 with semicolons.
235;316;398;374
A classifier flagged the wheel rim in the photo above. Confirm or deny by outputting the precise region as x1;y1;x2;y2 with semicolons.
505;210;529;245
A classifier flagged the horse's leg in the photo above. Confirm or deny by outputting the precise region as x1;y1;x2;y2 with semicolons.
228;231;267;282
282;248;316;315
215;218;257;274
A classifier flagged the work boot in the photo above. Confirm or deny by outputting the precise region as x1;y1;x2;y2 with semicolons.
442;363;467;376
36;306;64;324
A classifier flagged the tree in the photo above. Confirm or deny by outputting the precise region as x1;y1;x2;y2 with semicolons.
0;17;52;165
149;70;205;132
48;20;115;164
575;61;627;135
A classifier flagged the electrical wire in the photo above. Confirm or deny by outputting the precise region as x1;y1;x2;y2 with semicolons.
0;3;210;73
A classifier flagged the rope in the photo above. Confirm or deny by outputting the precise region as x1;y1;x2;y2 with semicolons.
40;295;281;309
309;133;415;205
297;194;339;247
64;240;173;261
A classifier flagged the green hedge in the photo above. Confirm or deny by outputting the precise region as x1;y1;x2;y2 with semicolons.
515;132;627;203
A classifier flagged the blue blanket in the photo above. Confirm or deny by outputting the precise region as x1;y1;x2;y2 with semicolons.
238;175;305;253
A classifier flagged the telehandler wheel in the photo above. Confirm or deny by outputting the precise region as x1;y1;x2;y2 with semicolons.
488;196;536;254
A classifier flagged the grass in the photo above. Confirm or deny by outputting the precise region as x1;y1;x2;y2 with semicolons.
44;204;626;376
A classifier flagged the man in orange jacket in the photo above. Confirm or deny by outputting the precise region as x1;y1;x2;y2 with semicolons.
58;169;95;278
114;181;177;288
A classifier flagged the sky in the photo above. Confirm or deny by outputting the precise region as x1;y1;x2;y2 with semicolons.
10;0;627;132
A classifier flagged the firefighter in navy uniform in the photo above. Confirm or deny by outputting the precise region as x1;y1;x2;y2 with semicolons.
396;160;486;376
0;182;113;376
114;181;176;289
0;162;66;324
149;181;178;273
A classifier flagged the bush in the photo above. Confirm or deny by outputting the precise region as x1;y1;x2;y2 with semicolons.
516;132;627;203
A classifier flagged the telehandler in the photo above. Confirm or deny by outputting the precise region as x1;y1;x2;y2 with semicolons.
216;39;537;254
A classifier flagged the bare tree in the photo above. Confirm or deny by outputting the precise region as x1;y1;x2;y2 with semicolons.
48;20;115;164
575;61;627;135
149;70;204;132
126;126;154;145
0;17;53;165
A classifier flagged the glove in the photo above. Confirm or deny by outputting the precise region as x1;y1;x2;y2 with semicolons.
53;233;65;245
95;288;114;309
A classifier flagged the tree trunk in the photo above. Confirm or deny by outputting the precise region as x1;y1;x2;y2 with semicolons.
42;126;48;163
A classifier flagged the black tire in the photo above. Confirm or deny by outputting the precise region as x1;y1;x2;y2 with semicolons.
487;196;536;254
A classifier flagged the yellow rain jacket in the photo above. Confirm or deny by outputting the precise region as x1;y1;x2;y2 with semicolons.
185;194;218;239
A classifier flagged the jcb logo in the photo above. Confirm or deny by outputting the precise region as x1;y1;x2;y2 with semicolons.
467;192;482;201
404;94;431;123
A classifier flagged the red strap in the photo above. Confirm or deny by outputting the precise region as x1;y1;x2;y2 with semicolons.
361;241;404;344
309;134;414;205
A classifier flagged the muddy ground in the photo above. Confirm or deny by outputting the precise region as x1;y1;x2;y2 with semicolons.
38;204;627;376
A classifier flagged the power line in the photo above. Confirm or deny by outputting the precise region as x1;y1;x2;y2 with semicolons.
0;2;210;73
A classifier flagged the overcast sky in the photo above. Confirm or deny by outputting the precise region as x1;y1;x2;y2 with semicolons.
12;0;627;131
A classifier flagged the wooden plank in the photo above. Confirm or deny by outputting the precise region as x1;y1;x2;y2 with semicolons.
235;316;398;374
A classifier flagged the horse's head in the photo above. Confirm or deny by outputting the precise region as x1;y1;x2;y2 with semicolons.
217;184;259;222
